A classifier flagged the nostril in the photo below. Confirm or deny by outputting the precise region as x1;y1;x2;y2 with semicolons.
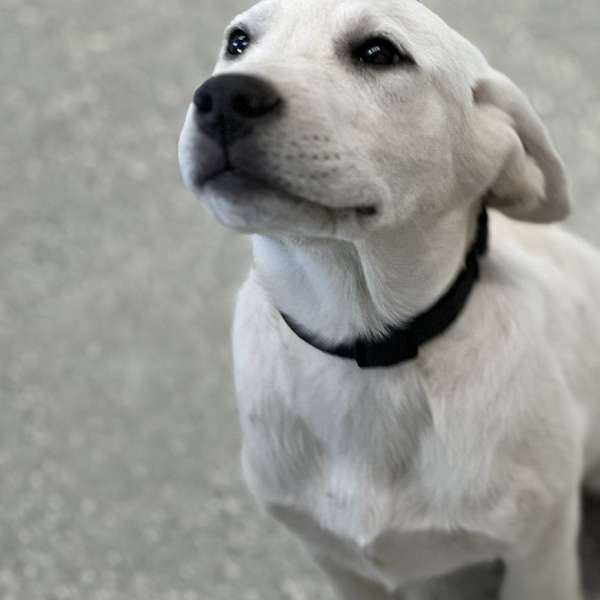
232;92;280;119
193;90;213;114
232;93;260;118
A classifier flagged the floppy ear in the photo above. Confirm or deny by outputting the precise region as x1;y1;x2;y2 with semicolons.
473;70;570;223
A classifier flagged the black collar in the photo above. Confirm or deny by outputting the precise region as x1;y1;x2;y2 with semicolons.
280;207;489;369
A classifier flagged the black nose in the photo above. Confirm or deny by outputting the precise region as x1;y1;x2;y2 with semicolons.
193;74;282;145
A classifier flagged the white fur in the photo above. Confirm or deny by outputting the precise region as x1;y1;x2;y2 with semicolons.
179;0;600;598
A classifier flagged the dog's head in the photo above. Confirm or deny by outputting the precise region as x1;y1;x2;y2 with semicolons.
179;0;569;240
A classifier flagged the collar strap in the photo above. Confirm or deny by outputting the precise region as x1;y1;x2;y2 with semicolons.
280;207;489;369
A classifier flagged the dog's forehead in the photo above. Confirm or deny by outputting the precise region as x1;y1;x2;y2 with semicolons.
234;0;486;76
238;0;446;41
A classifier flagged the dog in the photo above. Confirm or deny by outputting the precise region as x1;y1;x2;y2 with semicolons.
178;0;600;598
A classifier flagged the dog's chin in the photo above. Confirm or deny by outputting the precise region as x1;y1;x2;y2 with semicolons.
194;170;381;240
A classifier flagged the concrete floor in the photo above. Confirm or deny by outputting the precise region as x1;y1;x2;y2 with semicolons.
1;0;599;599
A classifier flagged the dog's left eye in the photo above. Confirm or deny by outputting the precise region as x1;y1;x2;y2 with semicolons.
353;37;415;67
227;28;251;57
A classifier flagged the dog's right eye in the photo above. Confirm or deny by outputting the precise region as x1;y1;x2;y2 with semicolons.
352;37;415;68
227;29;251;57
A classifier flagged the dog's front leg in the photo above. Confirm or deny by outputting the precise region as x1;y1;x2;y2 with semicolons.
500;493;583;600
313;554;394;600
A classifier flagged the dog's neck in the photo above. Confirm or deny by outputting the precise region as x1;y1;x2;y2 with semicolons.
252;203;481;345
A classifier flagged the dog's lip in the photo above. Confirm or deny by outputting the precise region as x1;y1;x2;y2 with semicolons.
195;166;379;217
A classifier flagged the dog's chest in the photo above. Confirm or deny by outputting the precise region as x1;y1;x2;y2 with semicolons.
236;350;503;587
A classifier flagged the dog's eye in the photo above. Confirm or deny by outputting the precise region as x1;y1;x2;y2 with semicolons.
227;28;251;57
353;37;414;67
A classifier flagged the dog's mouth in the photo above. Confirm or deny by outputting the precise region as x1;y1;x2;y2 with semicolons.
195;166;379;218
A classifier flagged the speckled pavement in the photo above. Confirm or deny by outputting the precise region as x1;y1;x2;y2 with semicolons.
1;1;599;599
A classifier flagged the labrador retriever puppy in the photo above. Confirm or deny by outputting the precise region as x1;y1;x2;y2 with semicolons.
178;0;600;598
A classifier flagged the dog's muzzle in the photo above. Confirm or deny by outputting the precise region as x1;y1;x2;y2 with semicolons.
193;74;282;146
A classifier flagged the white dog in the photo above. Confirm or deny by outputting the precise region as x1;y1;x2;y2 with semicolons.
179;0;600;598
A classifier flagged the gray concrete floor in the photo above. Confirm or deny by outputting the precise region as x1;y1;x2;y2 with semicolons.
1;0;599;599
